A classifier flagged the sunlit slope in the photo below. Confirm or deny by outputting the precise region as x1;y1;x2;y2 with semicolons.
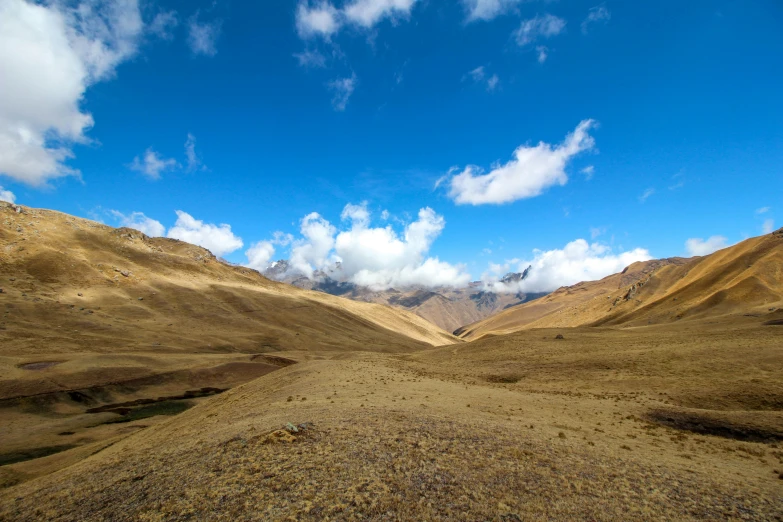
458;230;783;339
456;257;688;339
0;202;456;361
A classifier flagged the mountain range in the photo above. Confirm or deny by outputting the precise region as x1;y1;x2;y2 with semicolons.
263;260;546;333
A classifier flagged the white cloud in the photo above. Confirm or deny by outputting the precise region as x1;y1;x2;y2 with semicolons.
149;10;178;40
246;241;276;270
638;187;655;203
129;148;178;179
515;14;566;47
536;45;548;63
295;0;417;39
294;49;327;68
446;119;596;205
167;210;243;257
762;219;775;234
756;206;770;215
344;0;417;27
187;13;221;56
184;133;204;171
110;210;165;237
484;239;653;293
581;5;611;34
462;0;523;21
329;74;357;111
685;236;727;256
263;204;470;290
581;165;595;180
0;0;146;186
296;1;342;38
0;186;16;203
289;212;337;278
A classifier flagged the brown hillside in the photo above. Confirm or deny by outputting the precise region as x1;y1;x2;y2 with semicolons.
458;230;783;339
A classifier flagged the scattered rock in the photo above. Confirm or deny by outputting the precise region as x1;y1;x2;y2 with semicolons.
138;297;143;301
121;270;130;277
285;422;299;434
555;334;565;340
77;293;83;297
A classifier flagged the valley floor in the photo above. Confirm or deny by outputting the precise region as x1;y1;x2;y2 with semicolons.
2;321;783;521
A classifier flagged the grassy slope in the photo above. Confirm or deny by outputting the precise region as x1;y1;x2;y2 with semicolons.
458;230;783;339
3;322;782;520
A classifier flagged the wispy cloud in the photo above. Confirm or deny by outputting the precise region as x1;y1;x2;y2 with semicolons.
294;49;327;68
638;188;655;203
188;13;221;56
581;5;611;34
129;149;178;180
515;14;566;47
762;219;775;234
328;74;357;111
464;66;500;92
756;206;770;215
581;165;595;180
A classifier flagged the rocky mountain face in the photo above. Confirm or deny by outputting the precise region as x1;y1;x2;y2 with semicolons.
263;261;546;333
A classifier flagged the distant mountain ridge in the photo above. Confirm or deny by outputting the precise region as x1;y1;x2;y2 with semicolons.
263;261;546;332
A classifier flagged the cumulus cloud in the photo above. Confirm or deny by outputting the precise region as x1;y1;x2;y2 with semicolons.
167;210;243;257
246;241;276;270
329;74;357;111
462;0;523;21
187;13;221;56
515;14;566;47
295;0;417;39
762;219;775;234
0;0;148;186
0;186;16;203
259;203;470;290
445;119;596;205
289;212;338;278
296;1;342;38
685;236;727;256
129;148;178;179
110;210;165;237
581;5;611;34
483;239;653;294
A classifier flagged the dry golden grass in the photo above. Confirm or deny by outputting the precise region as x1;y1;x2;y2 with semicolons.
459;230;783;339
1;203;782;520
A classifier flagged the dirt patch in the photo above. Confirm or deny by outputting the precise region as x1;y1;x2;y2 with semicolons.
485;373;523;384
646;409;783;442
17;361;63;371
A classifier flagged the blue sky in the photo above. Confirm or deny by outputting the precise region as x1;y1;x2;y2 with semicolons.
1;0;781;291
